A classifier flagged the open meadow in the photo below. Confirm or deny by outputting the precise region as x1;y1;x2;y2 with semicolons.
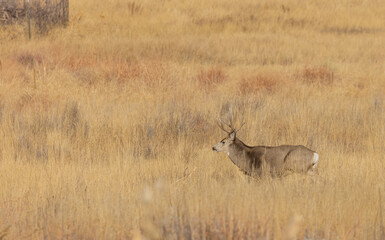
0;0;385;239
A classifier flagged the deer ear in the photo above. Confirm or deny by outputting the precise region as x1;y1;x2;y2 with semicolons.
229;131;236;141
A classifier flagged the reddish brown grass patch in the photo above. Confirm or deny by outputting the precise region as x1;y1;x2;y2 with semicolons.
115;61;168;88
196;68;227;90
65;55;100;70
64;57;169;89
301;66;334;85
239;74;279;95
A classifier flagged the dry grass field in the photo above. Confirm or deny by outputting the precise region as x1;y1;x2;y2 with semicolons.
0;0;385;239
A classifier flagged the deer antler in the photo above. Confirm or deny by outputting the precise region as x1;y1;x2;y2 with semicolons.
235;112;245;132
216;119;231;133
217;110;245;133
236;121;245;132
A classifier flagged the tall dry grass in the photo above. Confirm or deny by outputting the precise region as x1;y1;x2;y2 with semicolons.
0;0;385;239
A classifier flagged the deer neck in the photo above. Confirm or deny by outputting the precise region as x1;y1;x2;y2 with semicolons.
227;138;250;172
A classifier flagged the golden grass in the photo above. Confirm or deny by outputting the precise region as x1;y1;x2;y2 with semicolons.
0;0;385;239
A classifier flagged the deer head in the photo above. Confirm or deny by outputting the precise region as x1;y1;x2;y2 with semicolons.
212;116;245;153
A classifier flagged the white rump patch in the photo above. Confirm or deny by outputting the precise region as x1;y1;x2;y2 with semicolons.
312;153;319;168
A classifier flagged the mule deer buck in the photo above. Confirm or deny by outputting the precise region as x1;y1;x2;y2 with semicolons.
212;119;319;177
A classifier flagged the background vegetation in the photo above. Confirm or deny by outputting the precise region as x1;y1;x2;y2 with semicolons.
0;0;384;239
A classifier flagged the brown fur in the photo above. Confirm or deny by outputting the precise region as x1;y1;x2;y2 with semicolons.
213;132;318;177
